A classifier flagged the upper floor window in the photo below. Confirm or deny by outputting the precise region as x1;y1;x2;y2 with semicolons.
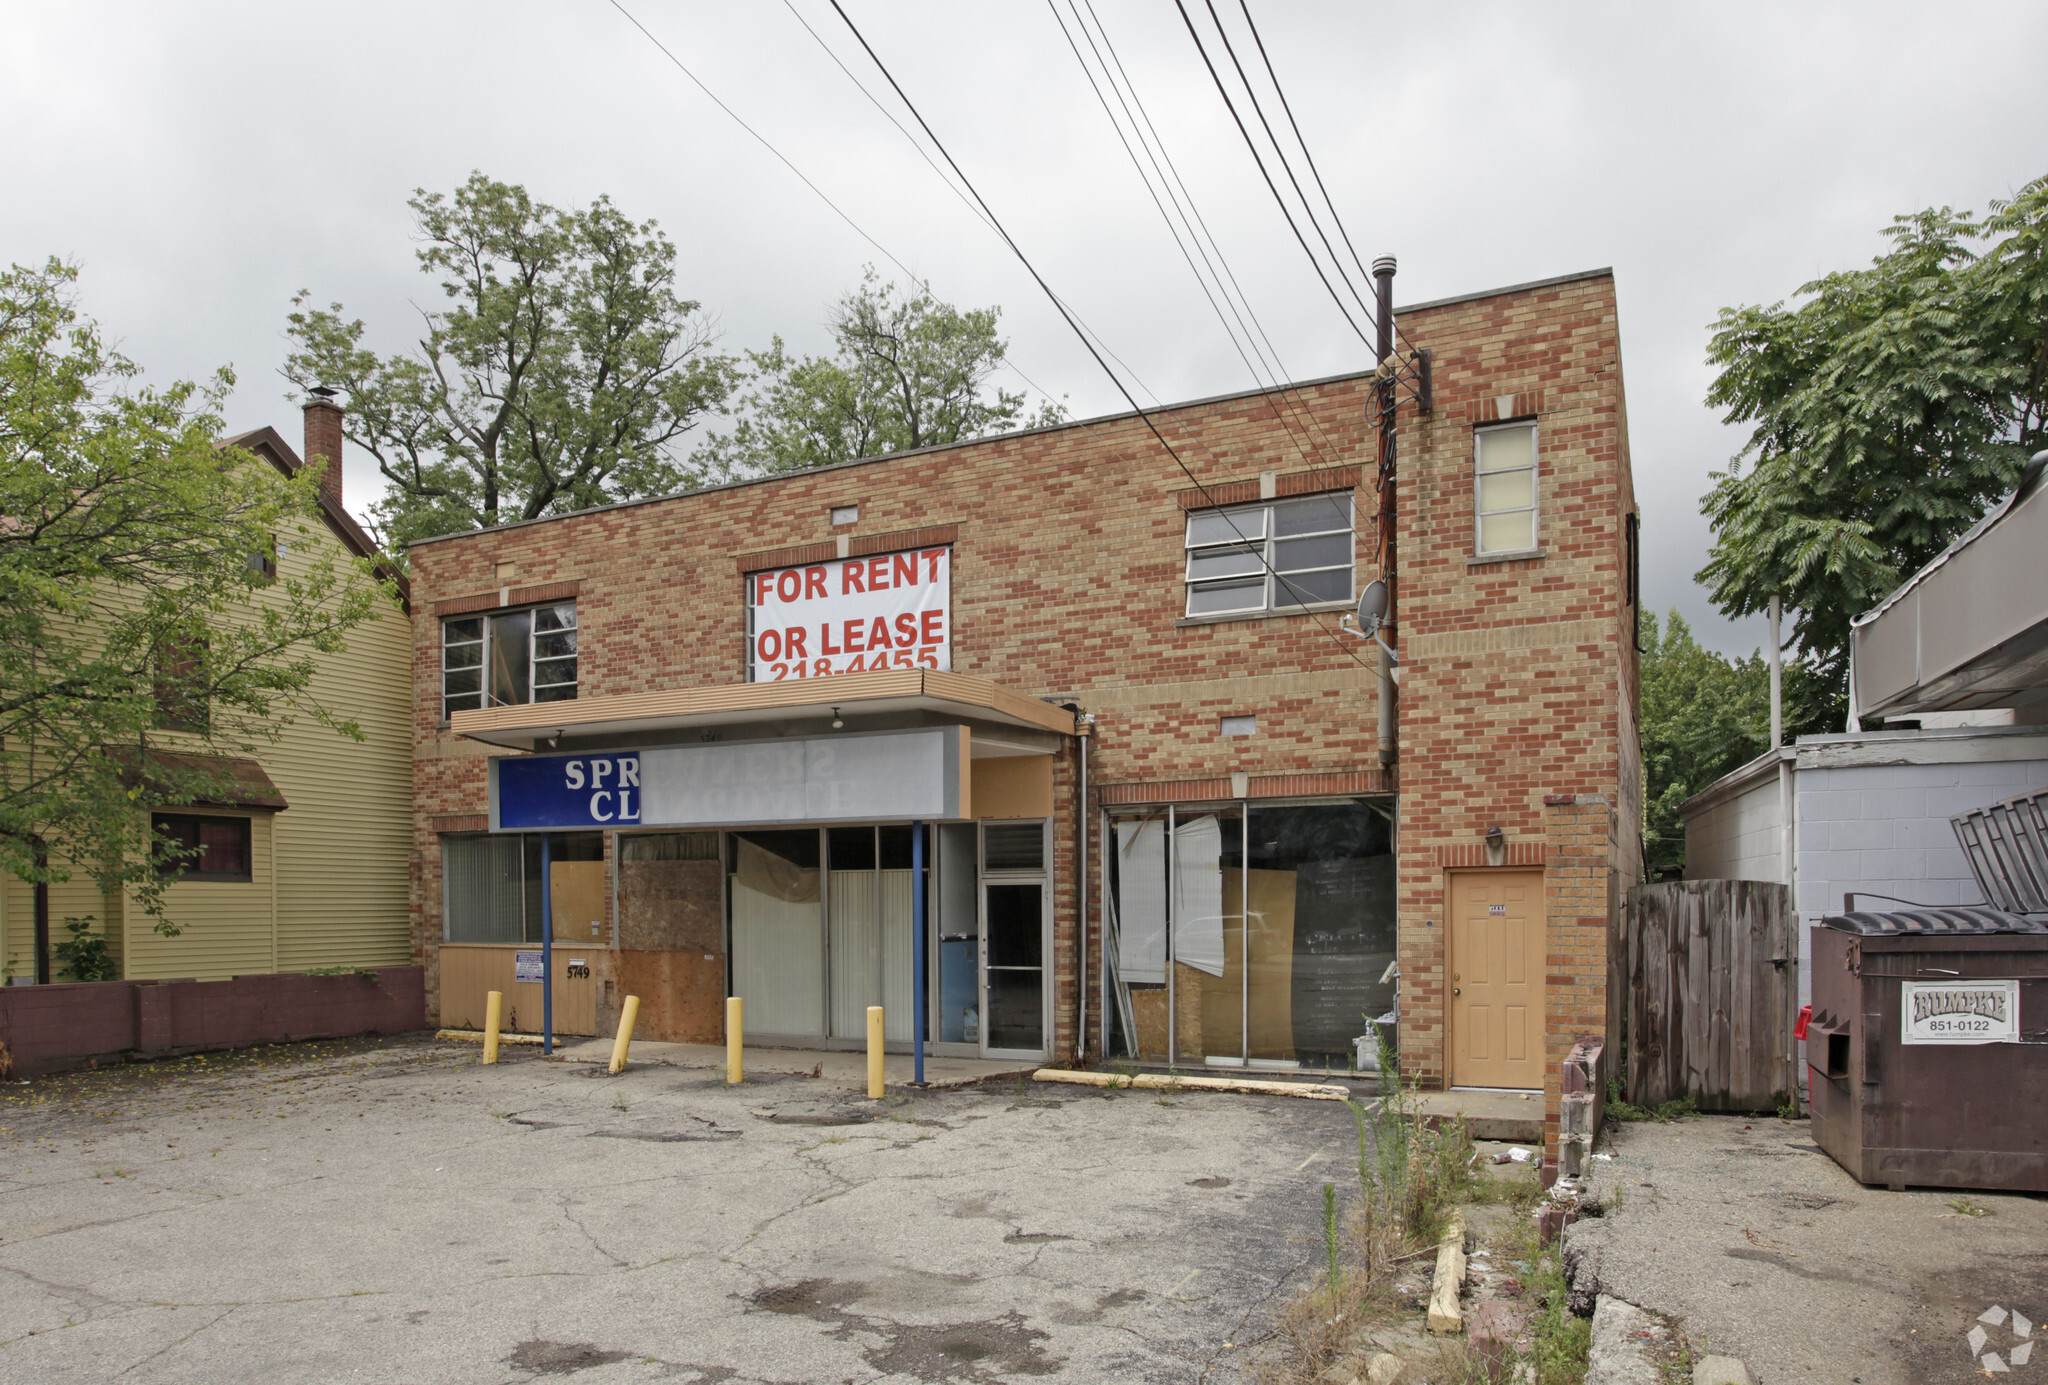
1475;423;1538;556
152;636;209;733
1184;493;1353;617
442;602;577;718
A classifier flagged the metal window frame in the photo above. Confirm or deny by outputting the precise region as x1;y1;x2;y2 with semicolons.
1184;497;1354;617
978;817;1053;1061
442;601;580;718
1473;421;1540;557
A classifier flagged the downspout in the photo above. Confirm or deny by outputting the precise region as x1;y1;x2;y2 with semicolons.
33;836;50;985
1074;716;1091;1064
1770;598;1798;1107
541;833;554;1056
1373;256;1399;768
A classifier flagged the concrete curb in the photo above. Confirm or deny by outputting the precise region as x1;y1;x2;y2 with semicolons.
1586;1296;1661;1385
1032;1069;1352;1100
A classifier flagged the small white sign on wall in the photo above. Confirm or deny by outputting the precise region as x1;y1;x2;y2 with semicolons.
514;950;544;984
1901;979;2020;1045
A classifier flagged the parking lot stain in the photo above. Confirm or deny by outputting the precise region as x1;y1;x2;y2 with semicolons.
505;1339;632;1375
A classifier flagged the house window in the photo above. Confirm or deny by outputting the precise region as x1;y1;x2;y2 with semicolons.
1475;423;1538;556
1184;493;1353;617
247;536;278;582
153;813;252;882
152;637;209;733
441;602;578;718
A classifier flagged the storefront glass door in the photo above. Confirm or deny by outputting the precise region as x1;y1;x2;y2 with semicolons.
983;882;1044;1052
726;821;1050;1059
827;826;916;1044
979;821;1049;1059
729;830;825;1038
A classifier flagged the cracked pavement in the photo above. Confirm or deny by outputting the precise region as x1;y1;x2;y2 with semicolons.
0;1036;1362;1383
1565;1114;2048;1384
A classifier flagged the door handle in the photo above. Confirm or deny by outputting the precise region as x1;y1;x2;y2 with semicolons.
1452;988;1461;996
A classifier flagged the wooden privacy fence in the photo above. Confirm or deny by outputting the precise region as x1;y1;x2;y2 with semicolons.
1623;880;1794;1111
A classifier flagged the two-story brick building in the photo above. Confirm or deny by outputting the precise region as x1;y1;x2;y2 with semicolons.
407;266;1641;1154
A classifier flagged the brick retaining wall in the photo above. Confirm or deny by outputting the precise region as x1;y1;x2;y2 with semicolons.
0;967;426;1079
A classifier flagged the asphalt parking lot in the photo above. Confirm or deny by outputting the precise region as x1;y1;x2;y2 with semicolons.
1566;1114;2048;1384
0;1036;1361;1384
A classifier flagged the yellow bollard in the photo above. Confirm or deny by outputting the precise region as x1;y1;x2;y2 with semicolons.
726;995;744;1084
608;994;641;1074
482;990;503;1065
866;1005;885;1099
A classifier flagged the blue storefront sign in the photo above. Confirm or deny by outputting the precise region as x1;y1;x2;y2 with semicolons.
491;753;643;830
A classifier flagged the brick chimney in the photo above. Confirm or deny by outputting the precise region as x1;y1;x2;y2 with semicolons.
302;386;344;511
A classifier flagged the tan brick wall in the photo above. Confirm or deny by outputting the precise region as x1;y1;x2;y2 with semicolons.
407;271;1640;1102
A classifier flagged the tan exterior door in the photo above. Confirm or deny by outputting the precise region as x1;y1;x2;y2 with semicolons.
1448;870;1545;1089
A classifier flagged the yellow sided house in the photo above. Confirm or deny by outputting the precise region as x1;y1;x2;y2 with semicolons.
0;398;414;987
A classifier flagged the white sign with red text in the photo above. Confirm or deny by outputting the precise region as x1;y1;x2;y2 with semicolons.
748;547;951;682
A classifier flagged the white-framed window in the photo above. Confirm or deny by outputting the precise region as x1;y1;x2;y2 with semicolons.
1474;423;1538;556
441;601;578;718
1184;493;1353;617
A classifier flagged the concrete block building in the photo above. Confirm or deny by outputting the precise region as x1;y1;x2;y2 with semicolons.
406;267;1641;1152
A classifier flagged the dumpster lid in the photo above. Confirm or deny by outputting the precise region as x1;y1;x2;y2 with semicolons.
1821;906;2048;936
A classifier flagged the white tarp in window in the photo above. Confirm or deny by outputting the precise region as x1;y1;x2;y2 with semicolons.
1173;815;1227;977
1115;819;1167;985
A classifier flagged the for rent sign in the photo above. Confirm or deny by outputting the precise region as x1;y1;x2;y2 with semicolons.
747;547;950;682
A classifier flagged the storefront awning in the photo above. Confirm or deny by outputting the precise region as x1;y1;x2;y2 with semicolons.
449;668;1076;750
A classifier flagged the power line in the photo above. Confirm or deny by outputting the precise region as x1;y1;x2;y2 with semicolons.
1048;0;1336;467
822;0;1372;672
1197;0;1378;327
775;0;1160;405
1227;0;1421;357
602;0;1094;414
1168;0;1376;347
1070;0;1351;464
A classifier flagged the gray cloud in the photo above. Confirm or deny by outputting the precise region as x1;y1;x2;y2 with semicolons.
4;2;2043;655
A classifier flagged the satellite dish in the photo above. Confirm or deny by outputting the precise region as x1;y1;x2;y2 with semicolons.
1356;580;1388;635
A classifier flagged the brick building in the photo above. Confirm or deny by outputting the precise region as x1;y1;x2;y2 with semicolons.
406;267;1641;1155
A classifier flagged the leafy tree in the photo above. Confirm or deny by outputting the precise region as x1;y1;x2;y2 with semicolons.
699;269;1064;474
0;259;384;940
1637;610;1835;874
283;173;738;553
1698;175;2048;694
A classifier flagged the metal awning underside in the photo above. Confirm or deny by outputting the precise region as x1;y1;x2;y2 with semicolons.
449;668;1076;750
1852;464;2048;719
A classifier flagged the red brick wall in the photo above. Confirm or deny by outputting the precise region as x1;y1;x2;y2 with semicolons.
407;270;1639;1096
0;967;427;1079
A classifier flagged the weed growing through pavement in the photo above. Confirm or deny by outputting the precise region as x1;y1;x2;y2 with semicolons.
1490;1177;1590;1385
1946;1196;1993;1218
611;1089;630;1112
1253;1032;1490;1384
1605;1075;1698;1123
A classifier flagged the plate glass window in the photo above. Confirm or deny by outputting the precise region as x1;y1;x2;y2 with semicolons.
1185;494;1352;616
442;602;577;718
1474;424;1538;556
153;813;252;882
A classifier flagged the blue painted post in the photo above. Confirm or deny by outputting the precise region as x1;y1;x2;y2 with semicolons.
541;834;554;1056
912;820;926;1086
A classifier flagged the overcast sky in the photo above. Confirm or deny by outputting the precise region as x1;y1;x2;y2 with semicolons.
4;2;2044;655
